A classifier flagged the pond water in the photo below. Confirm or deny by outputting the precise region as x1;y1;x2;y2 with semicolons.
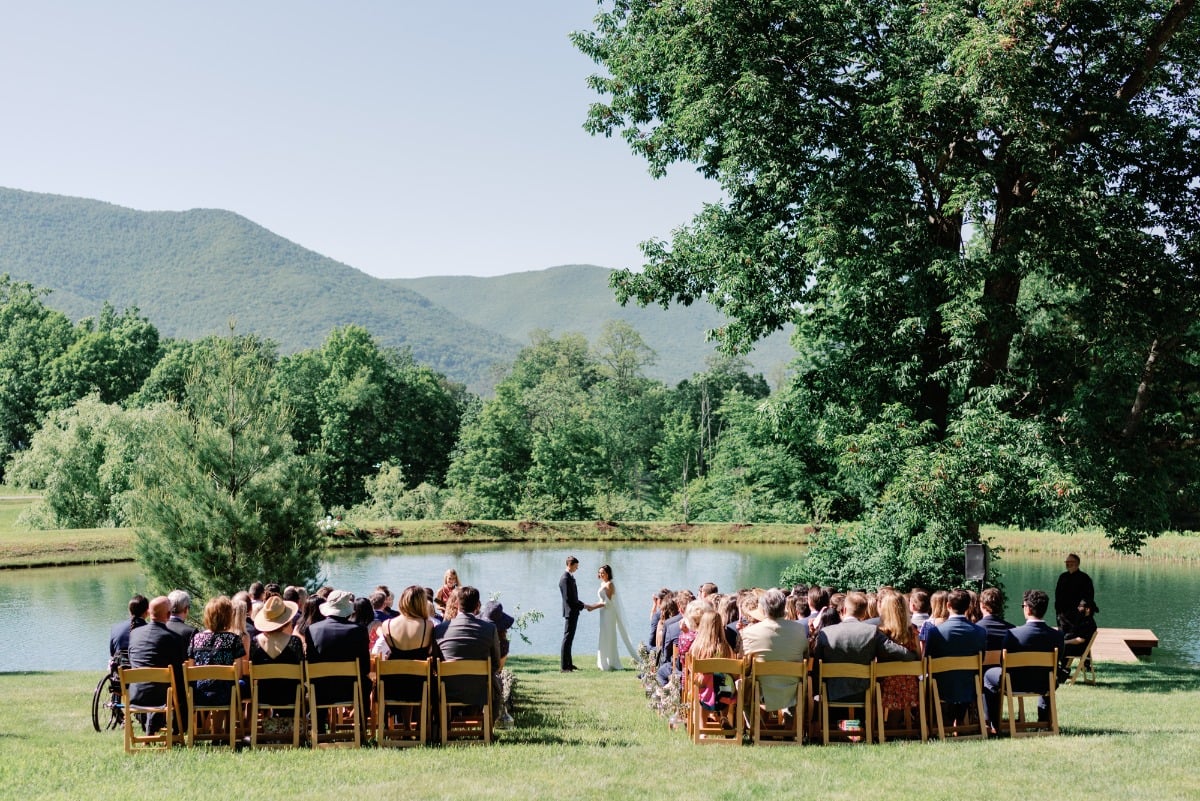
0;543;1196;672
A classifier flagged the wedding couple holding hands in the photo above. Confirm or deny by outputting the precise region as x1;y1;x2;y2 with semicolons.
558;555;637;672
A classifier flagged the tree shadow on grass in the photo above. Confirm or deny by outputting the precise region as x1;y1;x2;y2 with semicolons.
506;664;639;747
1085;662;1200;694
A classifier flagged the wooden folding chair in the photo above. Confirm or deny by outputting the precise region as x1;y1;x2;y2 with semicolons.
816;661;874;745
183;663;241;747
306;661;364;748
248;662;304;749
926;654;987;740
119;666;180;753
688;657;745;745
746;659;805;745
1063;632;1097;685
983;649;1003;671
873;659;927;743
1000;648;1059;737
438;659;493;745
374;655;431;747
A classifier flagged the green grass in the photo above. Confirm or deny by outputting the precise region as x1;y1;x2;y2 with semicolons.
1;657;1197;801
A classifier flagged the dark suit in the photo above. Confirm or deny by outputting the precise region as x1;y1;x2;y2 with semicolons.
978;614;1015;652
110;618;146;658
305;616;371;718
167;616;198;650
559;570;585;669
127;620;187;733
655;613;684;685
983;619;1064;725
435;612;502;707
1055;569;1095;628
926;615;987;704
813;618;917;702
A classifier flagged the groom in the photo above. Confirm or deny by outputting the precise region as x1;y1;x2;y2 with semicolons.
559;555;594;672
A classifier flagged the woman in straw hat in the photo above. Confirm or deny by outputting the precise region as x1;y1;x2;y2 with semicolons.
248;595;304;707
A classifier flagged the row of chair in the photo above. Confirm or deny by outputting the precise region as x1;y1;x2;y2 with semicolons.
680;649;1061;746
118;655;494;753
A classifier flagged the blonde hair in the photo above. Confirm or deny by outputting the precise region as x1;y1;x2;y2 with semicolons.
689;611;733;660
930;590;949;623
877;592;918;651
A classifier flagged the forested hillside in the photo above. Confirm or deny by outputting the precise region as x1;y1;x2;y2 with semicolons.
0;187;519;390
396;265;795;385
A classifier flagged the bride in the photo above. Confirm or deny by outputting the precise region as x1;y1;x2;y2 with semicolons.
595;564;638;670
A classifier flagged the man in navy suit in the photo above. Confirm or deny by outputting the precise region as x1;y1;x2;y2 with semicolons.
925;588;987;723
983;588;1065;728
977;587;1015;652
559;556;592;671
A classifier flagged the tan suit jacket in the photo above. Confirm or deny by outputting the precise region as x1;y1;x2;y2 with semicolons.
740;617;809;711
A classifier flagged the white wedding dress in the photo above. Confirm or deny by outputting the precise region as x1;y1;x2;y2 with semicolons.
596;581;638;670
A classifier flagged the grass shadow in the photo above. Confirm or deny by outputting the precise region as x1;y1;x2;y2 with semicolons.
1088;662;1200;694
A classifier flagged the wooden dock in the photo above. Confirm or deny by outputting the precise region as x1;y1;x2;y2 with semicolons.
1091;628;1158;662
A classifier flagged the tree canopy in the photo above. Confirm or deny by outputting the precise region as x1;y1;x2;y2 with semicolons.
575;0;1200;562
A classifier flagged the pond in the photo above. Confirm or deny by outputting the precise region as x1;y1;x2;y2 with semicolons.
0;543;1196;672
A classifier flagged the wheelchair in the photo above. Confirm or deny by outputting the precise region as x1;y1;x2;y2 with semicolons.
92;651;128;732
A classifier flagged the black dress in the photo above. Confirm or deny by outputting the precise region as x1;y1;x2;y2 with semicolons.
248;634;304;707
380;618;432;702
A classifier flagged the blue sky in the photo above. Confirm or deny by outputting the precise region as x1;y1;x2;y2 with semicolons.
0;2;718;279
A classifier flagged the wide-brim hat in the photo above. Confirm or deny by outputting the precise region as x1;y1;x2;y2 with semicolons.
483;600;515;631
253;596;299;632
320;589;355;618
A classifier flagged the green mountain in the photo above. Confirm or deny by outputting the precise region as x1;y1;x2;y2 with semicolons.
0;187;519;390
0;187;795;391
395;266;796;386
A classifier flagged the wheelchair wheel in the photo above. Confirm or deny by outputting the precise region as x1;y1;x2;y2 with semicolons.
92;673;108;732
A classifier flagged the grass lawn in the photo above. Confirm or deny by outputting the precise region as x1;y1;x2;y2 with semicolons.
1;657;1197;801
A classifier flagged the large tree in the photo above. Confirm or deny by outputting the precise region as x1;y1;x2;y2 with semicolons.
130;332;322;597
575;0;1200;559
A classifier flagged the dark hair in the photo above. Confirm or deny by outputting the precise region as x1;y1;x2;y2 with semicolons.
599;564;612;580
128;594;149;626
295;596;324;639
264;582;281;596
458;585;482;614
353;597;374;625
980;587;1004;614
1023;589;1050;619
249;581;265;600
566;555;579;567
947;588;972;615
909;588;931;614
815;606;841;632
282;586;301;603
807;586;830;611
370;590;388;610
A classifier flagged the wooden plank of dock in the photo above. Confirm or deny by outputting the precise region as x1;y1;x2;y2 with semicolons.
1091;628;1158;662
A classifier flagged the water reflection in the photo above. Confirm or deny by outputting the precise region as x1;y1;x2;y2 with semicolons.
0;543;1195;671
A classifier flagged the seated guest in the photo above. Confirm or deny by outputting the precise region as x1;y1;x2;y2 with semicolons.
648;588;672;648
110;594;149;659
983;589;1064;728
876;591;920;723
1061;598;1098;669
373;585;437;727
248;595;305;708
813;591;917;703
689;610;738;727
435;569;460;614
187;595;247;707
232;590;258;640
925;588;987;724
978;587;1015;652
294;596;325;653
167;589;198;649
805;586;830;630
718;593;741;653
483;599;515;669
741;588;809;712
305;590;371;732
654;595;684;685
127;595;187;734
434;586;507;725
919;589;949;649
908;588;931;629
808;605;841;655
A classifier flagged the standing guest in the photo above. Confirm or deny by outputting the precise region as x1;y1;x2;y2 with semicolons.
435;569;460;613
983;589;1064;728
977;587;1015;652
305;590;371;735
1055;554;1096;630
558;556;594;672
127;595;188;735
187;595;246;708
110;594;149;658
167;590;198;649
742;588;809;713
